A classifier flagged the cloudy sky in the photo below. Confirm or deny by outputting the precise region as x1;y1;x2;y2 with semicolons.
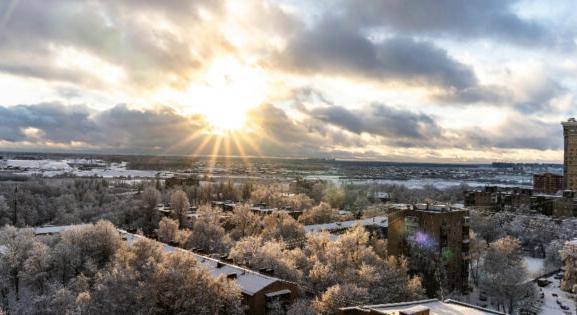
0;0;576;162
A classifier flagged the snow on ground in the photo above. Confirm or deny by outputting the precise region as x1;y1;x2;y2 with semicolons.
6;159;72;171
2;159;161;178
525;256;545;278
538;272;575;315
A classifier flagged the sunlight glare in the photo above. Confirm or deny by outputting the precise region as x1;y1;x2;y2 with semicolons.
185;57;268;133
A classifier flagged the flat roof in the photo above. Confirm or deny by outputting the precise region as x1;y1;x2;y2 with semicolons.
304;216;388;234
34;224;91;235
341;299;505;315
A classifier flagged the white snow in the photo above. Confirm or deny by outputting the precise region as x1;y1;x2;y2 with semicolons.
121;231;287;296
343;299;505;315
2;159;161;178
525;257;545;278
304;216;388;234
538;272;575;315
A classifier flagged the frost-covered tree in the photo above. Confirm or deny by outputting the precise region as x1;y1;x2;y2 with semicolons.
298;202;336;225
0;226;35;301
229;204;261;240
141;187;161;233
287;299;316;315
313;283;368;314
157;217;179;244
560;242;577;292
480;236;536;314
262;211;306;242
170;190;190;228
322;185;346;209
229;236;303;282
52;220;122;282
187;206;231;254
22;241;52;294
545;240;564;273
88;238;243;314
469;232;487;286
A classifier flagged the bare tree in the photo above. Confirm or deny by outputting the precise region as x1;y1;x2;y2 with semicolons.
170;190;190;228
480;236;536;314
298;202;335;225
229;204;261;240
141;187;161;232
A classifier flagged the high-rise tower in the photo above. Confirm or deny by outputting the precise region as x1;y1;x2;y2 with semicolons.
563;118;577;190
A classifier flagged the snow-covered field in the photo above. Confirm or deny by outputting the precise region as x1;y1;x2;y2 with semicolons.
1;159;162;178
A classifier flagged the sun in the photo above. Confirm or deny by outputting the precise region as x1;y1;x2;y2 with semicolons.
184;57;268;133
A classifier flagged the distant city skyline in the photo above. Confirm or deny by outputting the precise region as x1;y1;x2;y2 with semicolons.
0;0;576;163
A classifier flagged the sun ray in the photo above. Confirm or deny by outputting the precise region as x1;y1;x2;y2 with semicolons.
191;132;214;157
230;132;253;172
206;135;223;177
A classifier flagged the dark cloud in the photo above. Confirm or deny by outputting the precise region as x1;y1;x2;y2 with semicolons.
342;0;572;49
278;18;477;89
0;103;97;143
0;0;225;89
0;102;564;159
308;103;442;142
464;118;563;150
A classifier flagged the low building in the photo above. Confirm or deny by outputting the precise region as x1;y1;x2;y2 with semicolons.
121;232;300;315
388;204;470;294
339;299;505;315
304;215;388;239
34;224;91;236
533;173;564;194
464;186;532;211
30;224;300;315
369;192;391;203
530;191;577;217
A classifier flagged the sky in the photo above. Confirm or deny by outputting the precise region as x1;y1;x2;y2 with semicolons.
0;0;576;163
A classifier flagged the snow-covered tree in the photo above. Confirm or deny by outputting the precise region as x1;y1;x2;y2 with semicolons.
0;226;35;301
262;211;306;242
140;187;161;233
170;190;190;228
287;299;316;315
187;207;231;254
560;241;577;292
157;217;179;244
228;204;261;240
480;236;536;314
469;231;487;286
298;202;336;225
313;283;368;314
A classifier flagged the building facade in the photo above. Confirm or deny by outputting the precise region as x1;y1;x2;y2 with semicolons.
533;172;564;194
464;186;532;211
388;204;470;294
563;118;577;190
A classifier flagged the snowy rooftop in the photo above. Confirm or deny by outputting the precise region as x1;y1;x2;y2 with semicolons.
34;224;91;235
121;231;290;296
304;216;388;234
341;299;505;315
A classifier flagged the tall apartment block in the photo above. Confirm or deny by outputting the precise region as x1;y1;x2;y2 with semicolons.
388;204;470;295
563;118;577;190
